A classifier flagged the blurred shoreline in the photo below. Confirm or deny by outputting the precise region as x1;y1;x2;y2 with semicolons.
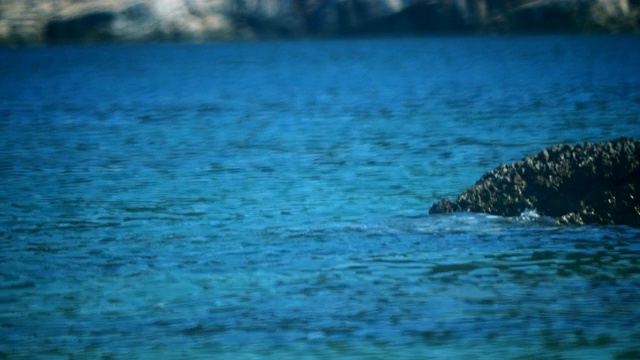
1;0;639;46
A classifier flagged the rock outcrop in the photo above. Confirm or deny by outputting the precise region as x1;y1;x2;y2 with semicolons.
1;0;639;45
429;137;640;227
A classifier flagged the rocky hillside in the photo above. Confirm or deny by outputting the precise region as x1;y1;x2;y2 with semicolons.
1;0;639;45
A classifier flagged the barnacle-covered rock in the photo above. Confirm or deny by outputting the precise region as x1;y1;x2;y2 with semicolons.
430;137;640;227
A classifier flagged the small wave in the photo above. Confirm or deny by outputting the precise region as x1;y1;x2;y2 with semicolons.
389;212;507;234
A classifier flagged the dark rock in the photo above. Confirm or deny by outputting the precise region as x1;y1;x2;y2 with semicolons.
507;2;580;33
429;137;640;227
46;11;116;43
360;2;473;35
121;3;152;22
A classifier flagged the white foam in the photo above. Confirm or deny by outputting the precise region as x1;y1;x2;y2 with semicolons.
518;208;541;221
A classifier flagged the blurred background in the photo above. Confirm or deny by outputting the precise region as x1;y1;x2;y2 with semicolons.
1;0;639;45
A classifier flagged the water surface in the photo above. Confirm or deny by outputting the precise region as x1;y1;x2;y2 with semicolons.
1;35;640;359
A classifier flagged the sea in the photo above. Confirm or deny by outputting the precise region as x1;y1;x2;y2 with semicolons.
1;35;640;359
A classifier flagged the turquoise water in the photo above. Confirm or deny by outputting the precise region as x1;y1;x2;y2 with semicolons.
1;36;640;359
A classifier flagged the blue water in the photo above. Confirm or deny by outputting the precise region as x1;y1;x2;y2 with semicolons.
1;35;640;359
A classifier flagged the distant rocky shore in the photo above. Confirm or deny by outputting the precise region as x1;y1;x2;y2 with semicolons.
1;0;639;45
429;137;640;227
